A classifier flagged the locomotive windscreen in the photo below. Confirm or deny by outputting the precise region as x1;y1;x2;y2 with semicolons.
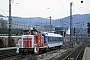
23;30;29;35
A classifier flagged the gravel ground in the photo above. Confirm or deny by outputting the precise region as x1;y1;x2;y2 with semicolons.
37;44;79;60
37;49;67;60
2;49;66;60
1;44;79;60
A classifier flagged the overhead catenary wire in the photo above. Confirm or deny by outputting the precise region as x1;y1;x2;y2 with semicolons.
73;6;90;21
11;1;37;17
0;9;8;17
58;0;69;14
0;9;19;17
0;0;36;18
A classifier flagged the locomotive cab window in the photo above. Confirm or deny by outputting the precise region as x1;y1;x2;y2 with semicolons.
23;30;29;35
32;31;37;35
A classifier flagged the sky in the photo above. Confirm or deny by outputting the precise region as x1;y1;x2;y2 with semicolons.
0;0;90;19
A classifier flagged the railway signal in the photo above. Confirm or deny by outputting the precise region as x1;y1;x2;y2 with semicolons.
87;22;90;36
64;31;66;37
73;27;76;35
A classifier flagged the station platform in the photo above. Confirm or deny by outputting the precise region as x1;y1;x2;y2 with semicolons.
82;47;90;60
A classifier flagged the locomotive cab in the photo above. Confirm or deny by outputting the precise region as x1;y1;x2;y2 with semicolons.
17;28;47;54
17;28;63;54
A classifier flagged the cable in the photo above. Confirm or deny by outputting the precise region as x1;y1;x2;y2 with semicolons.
0;9;8;17
73;6;90;22
78;7;90;13
58;0;69;13
11;2;36;17
0;9;19;17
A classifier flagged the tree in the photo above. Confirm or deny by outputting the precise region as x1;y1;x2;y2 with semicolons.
0;19;8;34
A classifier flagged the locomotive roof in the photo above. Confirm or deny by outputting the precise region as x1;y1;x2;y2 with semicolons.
44;32;62;37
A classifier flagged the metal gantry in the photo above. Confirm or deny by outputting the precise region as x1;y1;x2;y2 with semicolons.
8;0;12;47
50;16;51;32
70;2;73;48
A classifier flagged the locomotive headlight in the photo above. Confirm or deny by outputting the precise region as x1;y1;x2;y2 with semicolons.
24;49;28;52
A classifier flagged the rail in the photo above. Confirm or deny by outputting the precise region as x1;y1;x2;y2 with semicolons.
63;43;86;60
0;47;18;59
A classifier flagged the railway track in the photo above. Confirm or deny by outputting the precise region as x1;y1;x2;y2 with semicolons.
63;43;86;60
1;43;87;60
0;51;37;60
0;47;18;59
0;47;39;60
1;54;37;60
0;47;63;60
0;43;86;60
